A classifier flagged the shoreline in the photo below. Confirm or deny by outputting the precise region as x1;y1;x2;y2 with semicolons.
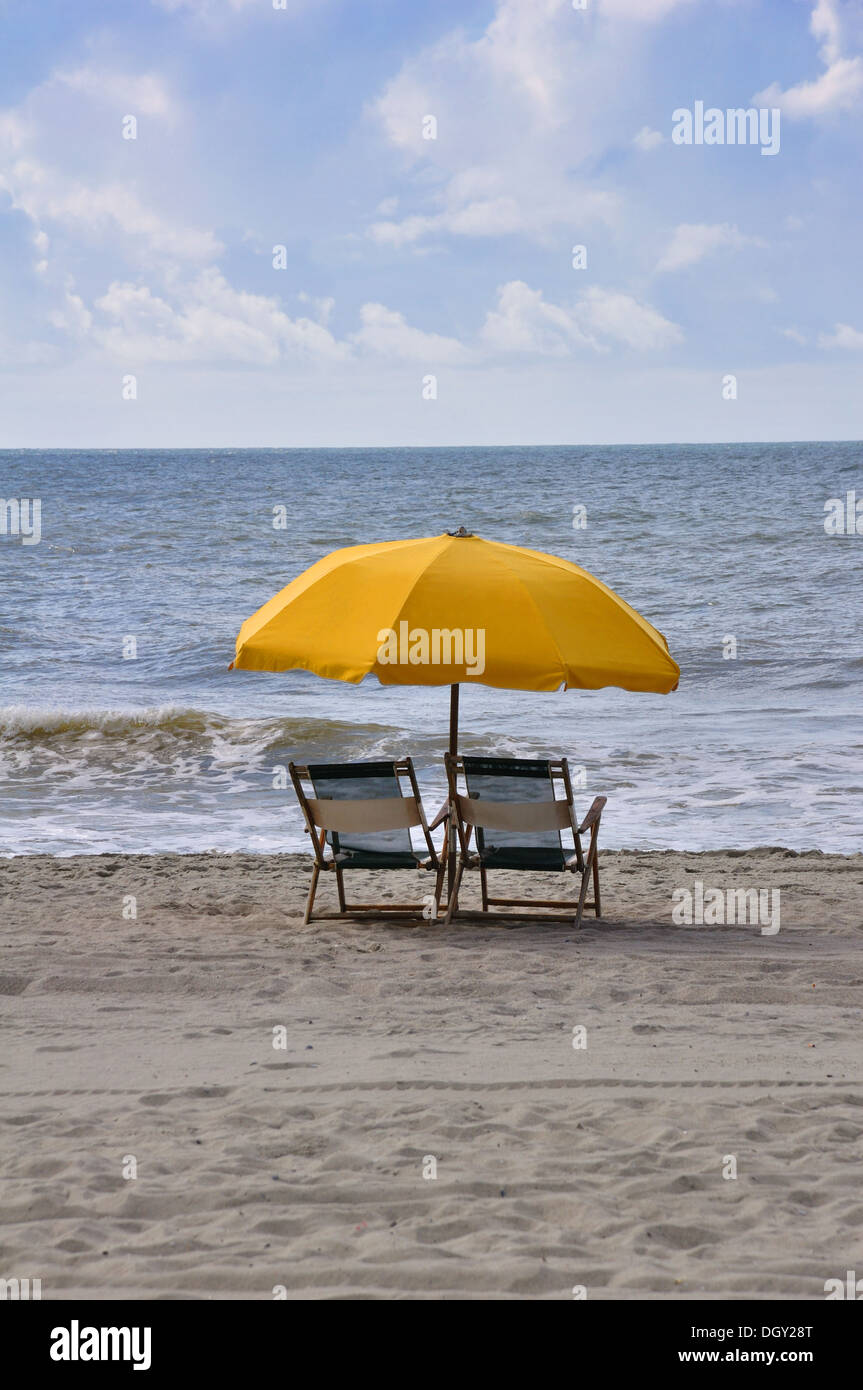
3;844;860;861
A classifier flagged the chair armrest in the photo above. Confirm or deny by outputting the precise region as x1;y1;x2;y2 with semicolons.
428;799;450;831
577;796;606;835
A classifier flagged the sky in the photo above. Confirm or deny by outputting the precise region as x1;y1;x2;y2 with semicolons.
0;0;861;446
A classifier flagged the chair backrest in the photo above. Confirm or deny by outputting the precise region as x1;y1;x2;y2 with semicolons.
292;759;427;860
453;756;574;855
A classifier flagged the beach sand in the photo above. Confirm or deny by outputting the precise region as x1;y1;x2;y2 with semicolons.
1;848;861;1300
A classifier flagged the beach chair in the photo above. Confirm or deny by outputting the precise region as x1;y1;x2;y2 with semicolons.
443;754;606;928
289;759;448;924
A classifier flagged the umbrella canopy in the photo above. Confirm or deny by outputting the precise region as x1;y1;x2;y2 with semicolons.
232;530;680;696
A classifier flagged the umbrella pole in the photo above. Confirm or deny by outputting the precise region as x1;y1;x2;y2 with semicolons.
447;683;458;901
448;681;459;757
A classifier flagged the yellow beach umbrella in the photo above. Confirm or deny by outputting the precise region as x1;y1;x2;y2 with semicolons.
233;528;679;896
232;528;679;747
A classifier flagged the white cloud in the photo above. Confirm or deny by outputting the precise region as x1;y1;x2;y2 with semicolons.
46;273;683;367
0;111;28;153
49;269;682;368
600;0;695;17
88;277;470;366
0;162;222;262
297;292;335;326
656;222;765;272
633;125;664;150
49;285;93;338
476;0;574;115
756;55;863;117
352;302;468;363
481;280;593;355
811;0;843;66
0;66;219;268
369;188;617;249
817;321;863;349
54;68;176;119
94;269;347;363
368;0;680;250
782;327;807;345
578;285;683;350
480;280;682;355
754;0;863;117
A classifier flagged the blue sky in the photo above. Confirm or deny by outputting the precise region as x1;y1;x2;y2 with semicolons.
0;0;861;445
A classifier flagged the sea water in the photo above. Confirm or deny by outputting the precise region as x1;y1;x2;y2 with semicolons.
1;443;861;855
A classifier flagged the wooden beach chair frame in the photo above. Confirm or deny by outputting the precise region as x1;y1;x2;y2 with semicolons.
289;758;448;924
443;753;606;928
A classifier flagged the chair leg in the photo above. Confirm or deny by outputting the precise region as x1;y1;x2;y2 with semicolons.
430;862;446;922
303;863;321;925
444;860;464;926
592;852;601;917
335;864;347;915
480;866;489;912
574;863;591;929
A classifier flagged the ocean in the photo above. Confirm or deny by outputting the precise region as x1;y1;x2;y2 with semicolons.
1;443;861;856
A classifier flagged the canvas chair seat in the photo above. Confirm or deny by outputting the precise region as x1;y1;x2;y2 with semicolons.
471;845;570;872
332;848;427;870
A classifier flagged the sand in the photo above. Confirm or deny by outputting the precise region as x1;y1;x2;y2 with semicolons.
1;847;862;1300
